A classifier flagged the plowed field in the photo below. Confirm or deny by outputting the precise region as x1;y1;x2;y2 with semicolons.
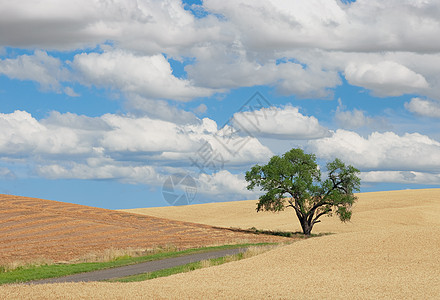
0;194;287;264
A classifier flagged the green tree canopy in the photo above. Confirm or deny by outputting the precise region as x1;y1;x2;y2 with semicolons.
245;148;361;235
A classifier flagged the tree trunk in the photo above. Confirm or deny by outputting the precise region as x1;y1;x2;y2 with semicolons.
300;217;313;235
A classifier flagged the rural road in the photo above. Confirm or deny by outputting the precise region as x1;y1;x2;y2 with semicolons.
28;248;247;284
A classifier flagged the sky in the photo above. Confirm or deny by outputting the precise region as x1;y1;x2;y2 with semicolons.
1;0;440;209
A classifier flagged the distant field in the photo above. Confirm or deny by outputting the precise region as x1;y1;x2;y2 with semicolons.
2;189;440;299
0;195;286;264
122;189;440;234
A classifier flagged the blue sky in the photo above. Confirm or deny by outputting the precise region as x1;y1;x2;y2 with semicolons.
1;0;440;209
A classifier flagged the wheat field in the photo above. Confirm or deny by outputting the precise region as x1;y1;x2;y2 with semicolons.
2;189;440;299
122;189;440;234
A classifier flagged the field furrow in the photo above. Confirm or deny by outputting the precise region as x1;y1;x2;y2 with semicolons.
0;194;287;263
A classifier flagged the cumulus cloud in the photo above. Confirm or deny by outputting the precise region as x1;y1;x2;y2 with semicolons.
36;161;161;185
71;50;215;101
37;163;258;200
98;113;198;154
334;99;388;130
194;1;440;99
3;0;440;54
361;171;440;185
232;105;331;140
344;61;428;97
0;110;272;183
405;98;440;118
124;95;198;124
0;110;95;157
63;86;80;97
196;170;257;200
0;0;219;53
3;1;440;101
0;49;217;103
194;104;207;115
204;0;440;53
0;50;68;92
185;48;341;98
308;130;440;172
0;167;16;180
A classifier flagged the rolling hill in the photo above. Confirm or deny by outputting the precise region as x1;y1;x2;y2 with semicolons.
122;189;440;234
0;194;286;264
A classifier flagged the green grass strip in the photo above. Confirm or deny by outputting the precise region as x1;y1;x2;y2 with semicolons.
0;243;273;284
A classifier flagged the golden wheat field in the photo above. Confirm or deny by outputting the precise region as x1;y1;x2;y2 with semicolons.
1;189;440;299
122;188;440;234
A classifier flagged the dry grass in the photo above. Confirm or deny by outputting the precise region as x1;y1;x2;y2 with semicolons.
71;245;180;263
2;189;440;299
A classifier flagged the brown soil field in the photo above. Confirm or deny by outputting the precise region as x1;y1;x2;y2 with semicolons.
2;189;440;299
0;194;287;264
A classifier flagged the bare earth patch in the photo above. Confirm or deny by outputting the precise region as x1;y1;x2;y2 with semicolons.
1;189;440;299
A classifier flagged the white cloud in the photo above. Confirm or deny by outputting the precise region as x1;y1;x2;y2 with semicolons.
344;61;428;97
124;95;198;125
98;113;198;154
232;106;331;140
196;1;440;99
194;104;207;115
0;0;219;53
405;98;440;118
172;119;274;167
361;171;440;185
71;50;215;101
0;110;272;183
335;107;372;130
0;110;94;156
63;86;80;97
0;50;67;91
36;161;161;185
185;48;341;98
42;111;111;131
204;0;440;53
4;0;440;54
0;49;217;104
0;167;15;180
308;130;440;172
334;99;388;130
3;1;440;101
196;170;257;199
36;162;258;200
2;0;440;101
270;49;440;101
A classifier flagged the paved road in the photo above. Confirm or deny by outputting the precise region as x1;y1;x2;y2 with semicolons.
28;248;247;284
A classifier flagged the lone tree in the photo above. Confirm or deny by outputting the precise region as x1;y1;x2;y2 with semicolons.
245;148;361;235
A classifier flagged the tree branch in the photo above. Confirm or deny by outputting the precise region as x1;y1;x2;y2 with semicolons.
312;209;331;225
